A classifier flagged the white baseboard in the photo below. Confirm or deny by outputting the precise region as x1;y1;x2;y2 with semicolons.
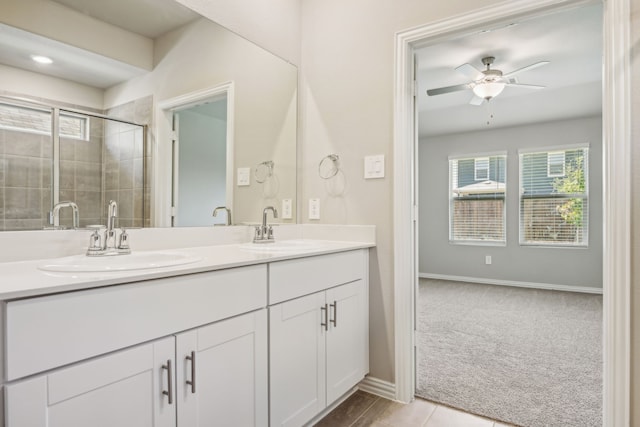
420;273;603;294
358;376;397;401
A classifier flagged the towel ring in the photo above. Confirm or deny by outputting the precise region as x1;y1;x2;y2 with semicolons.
254;160;274;183
319;154;340;179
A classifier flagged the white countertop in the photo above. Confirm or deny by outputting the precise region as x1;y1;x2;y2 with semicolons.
0;239;374;300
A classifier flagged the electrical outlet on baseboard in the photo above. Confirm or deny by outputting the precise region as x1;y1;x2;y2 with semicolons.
485;255;492;265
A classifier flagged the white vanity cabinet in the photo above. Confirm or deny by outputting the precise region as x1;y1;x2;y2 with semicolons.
175;309;268;427
269;250;369;427
6;336;176;427
3;265;268;427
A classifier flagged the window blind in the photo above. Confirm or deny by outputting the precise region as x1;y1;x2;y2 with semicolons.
449;154;506;243
519;147;589;246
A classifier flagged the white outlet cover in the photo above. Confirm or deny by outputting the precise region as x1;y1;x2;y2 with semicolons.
282;199;292;219
309;198;320;220
364;155;385;179
237;167;250;186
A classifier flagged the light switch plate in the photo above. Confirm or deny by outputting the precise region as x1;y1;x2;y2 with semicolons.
364;155;385;179
237;167;250;186
309;198;320;220
282;199;292;219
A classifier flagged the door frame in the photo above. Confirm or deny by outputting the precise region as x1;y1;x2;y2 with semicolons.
393;1;631;426
154;82;235;227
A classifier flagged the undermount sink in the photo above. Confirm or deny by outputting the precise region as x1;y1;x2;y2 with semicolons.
238;239;325;254
38;251;202;273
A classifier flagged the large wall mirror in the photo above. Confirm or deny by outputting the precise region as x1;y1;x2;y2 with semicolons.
0;0;297;231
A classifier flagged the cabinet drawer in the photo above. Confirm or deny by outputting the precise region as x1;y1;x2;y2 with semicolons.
5;265;267;381
269;250;366;304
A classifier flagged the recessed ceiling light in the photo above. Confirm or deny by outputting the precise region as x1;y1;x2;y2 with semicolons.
31;55;53;64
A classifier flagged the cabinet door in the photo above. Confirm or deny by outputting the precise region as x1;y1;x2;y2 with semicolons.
270;292;326;427
176;309;268;427
5;337;176;427
326;280;368;403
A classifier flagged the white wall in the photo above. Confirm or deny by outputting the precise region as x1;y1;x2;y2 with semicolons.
0;64;104;110
419;116;602;289
630;0;640;422
105;17;297;225
174;0;301;66
299;0;504;384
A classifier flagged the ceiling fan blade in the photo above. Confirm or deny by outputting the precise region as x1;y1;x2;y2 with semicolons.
455;63;484;80
469;95;485;106
503;61;550;78
506;83;546;90
426;83;470;96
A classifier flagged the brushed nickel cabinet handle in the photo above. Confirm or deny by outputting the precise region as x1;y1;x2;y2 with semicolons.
330;300;337;327
320;303;329;331
186;351;196;393
162;360;173;404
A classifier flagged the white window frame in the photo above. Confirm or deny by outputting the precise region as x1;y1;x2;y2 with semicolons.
449;153;506;246
519;145;589;247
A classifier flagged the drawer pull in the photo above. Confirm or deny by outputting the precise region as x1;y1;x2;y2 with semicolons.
162;360;173;404
320;304;329;331
186;351;196;393
330;300;337;327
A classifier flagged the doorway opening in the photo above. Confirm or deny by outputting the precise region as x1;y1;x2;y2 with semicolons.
393;0;631;425
156;83;235;227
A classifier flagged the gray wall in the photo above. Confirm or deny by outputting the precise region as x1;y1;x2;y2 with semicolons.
419;116;602;289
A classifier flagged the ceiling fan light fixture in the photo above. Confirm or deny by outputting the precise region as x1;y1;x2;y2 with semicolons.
472;81;505;100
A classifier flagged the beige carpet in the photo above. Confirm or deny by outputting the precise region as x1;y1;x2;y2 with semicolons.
416;278;602;427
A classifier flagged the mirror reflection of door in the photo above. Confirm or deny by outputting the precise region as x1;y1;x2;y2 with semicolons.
172;96;228;227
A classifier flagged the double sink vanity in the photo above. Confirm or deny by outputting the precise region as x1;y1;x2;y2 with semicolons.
0;226;374;427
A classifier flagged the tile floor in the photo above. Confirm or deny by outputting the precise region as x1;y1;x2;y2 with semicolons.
314;390;515;427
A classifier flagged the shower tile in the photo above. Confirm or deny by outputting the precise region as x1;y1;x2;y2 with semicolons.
76;191;102;219
89;117;105;138
5;156;42;188
0;187;4;218
5;219;43;231
4;130;44;157
76;162;101;191
133;188;143;220
133;158;143;189
119;130;135;160
59;138;76;161
104;137;120;165
5;188;42;219
41;160;52;189
119;159;134;190
134;96;153;125
133;129;144;158
105;167;119;192
117;189;133;220
59;160;75;190
0;220;4;231
0;156;5;187
76;139;102;163
0;130;5;154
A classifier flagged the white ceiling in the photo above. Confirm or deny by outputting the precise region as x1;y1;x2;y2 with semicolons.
416;4;603;138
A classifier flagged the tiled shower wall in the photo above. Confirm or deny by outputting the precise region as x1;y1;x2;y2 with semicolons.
0;128;52;231
105;95;152;228
0;95;152;231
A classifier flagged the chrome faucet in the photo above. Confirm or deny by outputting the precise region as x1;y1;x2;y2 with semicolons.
50;201;79;229
254;206;278;243
212;206;232;226
86;200;131;256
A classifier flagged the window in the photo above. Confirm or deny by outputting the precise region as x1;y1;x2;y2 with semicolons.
449;154;506;244
519;146;589;246
0;103;89;140
474;157;490;180
547;151;565;177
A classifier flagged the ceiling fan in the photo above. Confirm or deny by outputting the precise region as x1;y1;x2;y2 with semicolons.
426;56;550;105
